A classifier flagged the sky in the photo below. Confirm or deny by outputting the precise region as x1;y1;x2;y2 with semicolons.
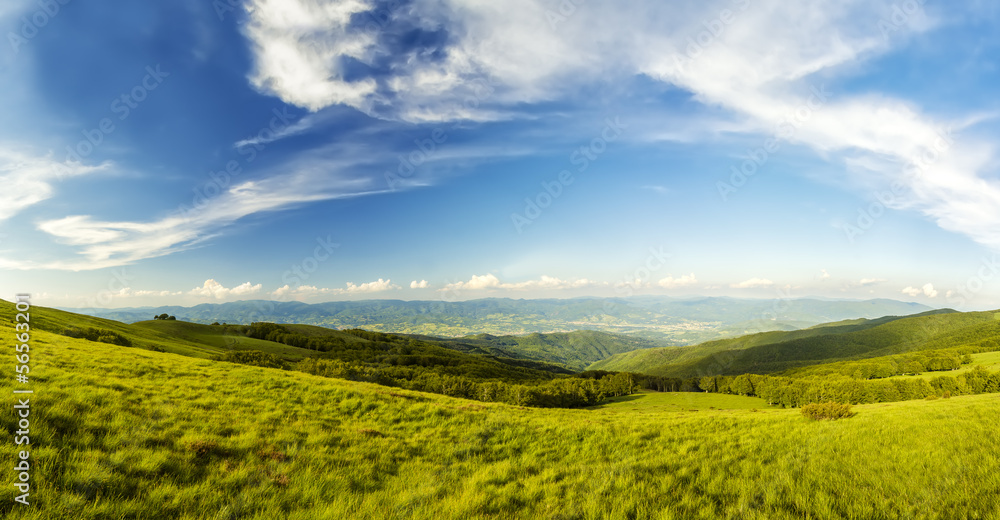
1;0;999;311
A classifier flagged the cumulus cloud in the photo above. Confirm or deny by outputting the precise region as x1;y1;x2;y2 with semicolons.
410;280;429;289
120;288;184;298
342;278;400;293
272;278;401;299
243;0;378;112
657;273;698;288
846;277;887;288
902;283;938;298
819;269;831;280
189;279;263;299
731;277;774;289
441;274;601;292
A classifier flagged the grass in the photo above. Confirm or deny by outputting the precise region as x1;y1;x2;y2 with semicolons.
3;316;1000;519
887;350;1000;381
130;320;316;360
587;390;776;413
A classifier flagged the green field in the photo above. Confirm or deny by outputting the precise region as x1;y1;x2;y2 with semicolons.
4;305;1000;519
887;350;1000;381
589;390;776;413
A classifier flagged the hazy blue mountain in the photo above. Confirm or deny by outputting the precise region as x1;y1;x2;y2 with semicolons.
61;297;934;345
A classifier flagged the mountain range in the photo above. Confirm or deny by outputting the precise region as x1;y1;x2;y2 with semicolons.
61;296;934;344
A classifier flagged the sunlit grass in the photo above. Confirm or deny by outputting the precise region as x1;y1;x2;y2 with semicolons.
2;321;1000;519
887;350;1000;381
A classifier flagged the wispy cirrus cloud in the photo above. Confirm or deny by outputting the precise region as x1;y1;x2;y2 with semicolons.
239;0;1000;254
0;160;390;271
0;147;111;222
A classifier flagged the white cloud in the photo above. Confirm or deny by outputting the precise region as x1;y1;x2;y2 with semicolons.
342;278;400;293
0;147;110;221
237;0;1000;253
731;278;775;289
272;278;401;299
243;0;378;112
442;274;601;292
657;273;698;288
410;280;429;289
189;279;263;300
858;278;887;287
1;158;392;270
819;269;831;280
902;283;938;298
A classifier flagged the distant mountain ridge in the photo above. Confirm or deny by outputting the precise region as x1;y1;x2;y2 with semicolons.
61;297;935;345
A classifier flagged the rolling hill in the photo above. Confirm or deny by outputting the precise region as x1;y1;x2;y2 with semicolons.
591;308;1000;378
2;299;1000;519
60;296;935;344
428;330;664;371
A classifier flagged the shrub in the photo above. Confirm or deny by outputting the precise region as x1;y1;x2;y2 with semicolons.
61;327;133;348
214;350;286;369
801;402;855;421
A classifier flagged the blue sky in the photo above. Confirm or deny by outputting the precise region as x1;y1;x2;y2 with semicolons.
1;0;1000;310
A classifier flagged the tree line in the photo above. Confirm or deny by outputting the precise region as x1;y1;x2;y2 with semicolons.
697;367;1000;408
782;347;975;380
294;358;636;408
215;322;642;408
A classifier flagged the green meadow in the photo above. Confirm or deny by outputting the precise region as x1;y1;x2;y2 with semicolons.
886;350;1000;381
3;304;1000;519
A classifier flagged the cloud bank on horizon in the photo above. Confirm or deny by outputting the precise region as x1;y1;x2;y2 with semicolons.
0;0;998;309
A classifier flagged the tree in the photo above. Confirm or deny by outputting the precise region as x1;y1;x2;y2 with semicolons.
731;375;755;396
167;315;177;321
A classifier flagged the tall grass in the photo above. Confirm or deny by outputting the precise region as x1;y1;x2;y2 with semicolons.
2;324;999;518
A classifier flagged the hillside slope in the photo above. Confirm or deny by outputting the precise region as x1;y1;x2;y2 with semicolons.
592;309;999;378
431;330;665;371
2;303;999;519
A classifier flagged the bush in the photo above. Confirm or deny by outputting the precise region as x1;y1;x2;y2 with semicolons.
61;327;133;348
214;350;286;369
801;402;855;421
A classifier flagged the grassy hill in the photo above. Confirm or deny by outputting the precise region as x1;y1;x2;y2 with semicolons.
431;330;665;371
592;309;999;378
2;302;1000;519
